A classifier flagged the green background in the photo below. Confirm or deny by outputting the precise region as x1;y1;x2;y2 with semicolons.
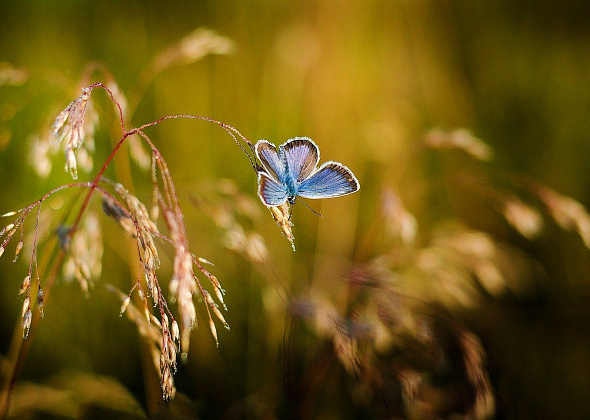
1;1;590;418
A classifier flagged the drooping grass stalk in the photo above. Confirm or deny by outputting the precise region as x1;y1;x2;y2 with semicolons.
0;81;258;417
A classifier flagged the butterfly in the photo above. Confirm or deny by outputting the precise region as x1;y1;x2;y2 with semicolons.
255;137;360;207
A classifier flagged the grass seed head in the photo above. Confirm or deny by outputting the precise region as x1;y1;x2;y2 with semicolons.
19;275;30;295
22;309;32;338
37;287;44;317
502;198;543;239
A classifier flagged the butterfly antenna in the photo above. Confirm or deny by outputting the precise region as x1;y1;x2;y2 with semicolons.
299;199;323;217
236;141;257;171
221;123;258;171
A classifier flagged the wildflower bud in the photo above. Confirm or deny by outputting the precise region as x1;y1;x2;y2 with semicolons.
19;275;30;295
37;287;44;317
120;296;131;316
144;307;151;325
1;211;17;217
0;246;4;258
138;288;144;300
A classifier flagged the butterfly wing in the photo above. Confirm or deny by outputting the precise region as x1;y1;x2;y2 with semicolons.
280;137;320;182
257;172;289;206
297;161;360;199
255;140;284;181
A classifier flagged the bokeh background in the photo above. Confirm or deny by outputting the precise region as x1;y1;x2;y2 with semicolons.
1;1;590;418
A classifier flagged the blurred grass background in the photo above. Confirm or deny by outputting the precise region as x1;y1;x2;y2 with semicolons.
1;1;590;418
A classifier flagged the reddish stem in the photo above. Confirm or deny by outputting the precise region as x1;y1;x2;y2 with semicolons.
0;83;254;418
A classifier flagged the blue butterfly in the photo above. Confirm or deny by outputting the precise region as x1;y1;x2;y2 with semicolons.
255;137;360;207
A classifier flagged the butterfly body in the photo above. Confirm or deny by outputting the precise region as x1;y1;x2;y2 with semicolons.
255;137;360;207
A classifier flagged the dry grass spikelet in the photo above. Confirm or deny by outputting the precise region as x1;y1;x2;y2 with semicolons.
153;28;235;72
425;129;493;161
380;189;418;245
50;88;92;179
501;196;543;239
0;62;27;87
458;329;495;419
0;41;261;405
107;285;177;399
268;202;295;250
62;210;103;295
290;298;371;375
536;186;590;248
192;180;273;262
29;135;55;178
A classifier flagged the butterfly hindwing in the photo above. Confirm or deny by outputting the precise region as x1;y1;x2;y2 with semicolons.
280;137;320;182
255;140;284;181
257;171;289;206
297;161;360;199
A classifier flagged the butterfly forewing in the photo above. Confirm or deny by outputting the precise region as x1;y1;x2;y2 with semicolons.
297;161;360;199
255;140;284;181
281;137;320;182
257;172;289;206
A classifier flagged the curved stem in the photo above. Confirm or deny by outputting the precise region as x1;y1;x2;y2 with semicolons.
0;82;255;418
